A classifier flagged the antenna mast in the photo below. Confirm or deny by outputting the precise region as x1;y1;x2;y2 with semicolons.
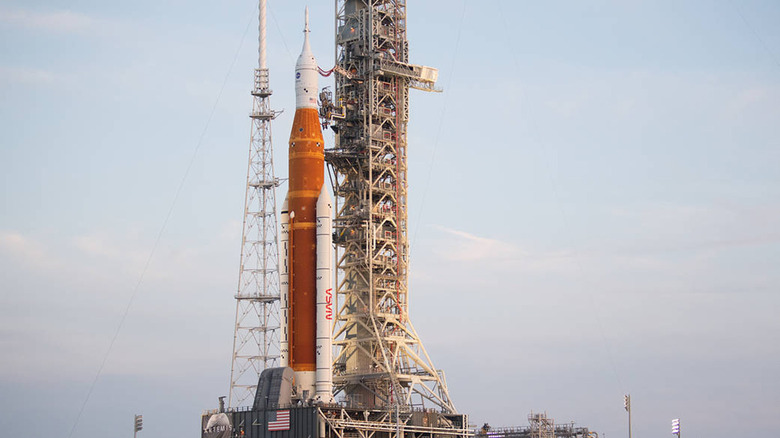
228;0;281;407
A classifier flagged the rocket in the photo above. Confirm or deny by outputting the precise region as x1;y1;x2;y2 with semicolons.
279;9;334;404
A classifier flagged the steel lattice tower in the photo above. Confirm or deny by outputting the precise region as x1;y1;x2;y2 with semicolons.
326;0;454;413
229;0;281;408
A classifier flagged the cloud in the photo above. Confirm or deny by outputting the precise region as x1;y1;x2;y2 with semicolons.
71;232;148;263
0;66;56;85
0;230;141;281
0;227;237;301
424;226;582;277
431;225;522;262
0;231;55;267
544;90;590;117
0;8;100;34
726;86;775;117
0;227;238;384
608;201;780;254
417;199;780;303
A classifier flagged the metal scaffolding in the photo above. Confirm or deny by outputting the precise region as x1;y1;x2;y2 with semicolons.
476;413;597;438
229;0;281;408
325;0;451;413
529;412;555;438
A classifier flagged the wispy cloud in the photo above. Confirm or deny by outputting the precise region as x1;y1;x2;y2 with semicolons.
544;90;590;117
0;228;237;382
609;201;780;254
725;86;777;118
0;7;100;34
431;225;522;262
423;225;582;276
0;230;136;278
0;66;56;86
0;232;48;262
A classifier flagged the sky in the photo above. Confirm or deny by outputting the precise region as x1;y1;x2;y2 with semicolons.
1;0;779;437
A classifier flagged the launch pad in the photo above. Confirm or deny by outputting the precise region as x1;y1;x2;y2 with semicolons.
207;1;599;438
203;405;469;438
207;1;467;437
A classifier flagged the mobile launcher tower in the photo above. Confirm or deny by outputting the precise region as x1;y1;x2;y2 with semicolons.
325;0;447;412
202;1;467;438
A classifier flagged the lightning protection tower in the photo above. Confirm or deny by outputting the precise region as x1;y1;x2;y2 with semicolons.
229;0;281;408
326;0;453;413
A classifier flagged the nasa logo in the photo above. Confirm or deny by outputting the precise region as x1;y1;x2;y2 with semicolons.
325;288;333;320
296;72;301;79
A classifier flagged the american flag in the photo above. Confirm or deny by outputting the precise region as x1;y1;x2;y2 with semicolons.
268;410;290;431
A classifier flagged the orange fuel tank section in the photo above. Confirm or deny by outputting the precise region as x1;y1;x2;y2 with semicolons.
287;106;324;373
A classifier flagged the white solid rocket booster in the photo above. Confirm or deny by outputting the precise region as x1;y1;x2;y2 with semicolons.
279;196;290;368
315;184;334;403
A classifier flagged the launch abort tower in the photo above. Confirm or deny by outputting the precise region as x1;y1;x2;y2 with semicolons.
326;0;448;412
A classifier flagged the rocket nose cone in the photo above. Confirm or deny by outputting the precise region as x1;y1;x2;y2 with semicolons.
316;185;332;211
295;8;318;109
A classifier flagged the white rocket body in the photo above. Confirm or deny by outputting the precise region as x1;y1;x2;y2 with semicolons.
315;185;334;403
279;197;290;368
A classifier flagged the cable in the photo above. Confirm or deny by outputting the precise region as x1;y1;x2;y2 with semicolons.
730;0;780;69
268;0;294;64
411;0;467;247
318;66;335;76
65;10;255;438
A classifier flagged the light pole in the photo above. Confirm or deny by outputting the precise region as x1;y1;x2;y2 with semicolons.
134;414;143;438
672;418;680;438
623;395;631;438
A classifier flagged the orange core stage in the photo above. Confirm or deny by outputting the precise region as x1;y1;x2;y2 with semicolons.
287;106;324;372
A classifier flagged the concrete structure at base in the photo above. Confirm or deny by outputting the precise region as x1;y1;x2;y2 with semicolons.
202;367;469;438
201;407;600;438
202;405;470;438
201;394;594;438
